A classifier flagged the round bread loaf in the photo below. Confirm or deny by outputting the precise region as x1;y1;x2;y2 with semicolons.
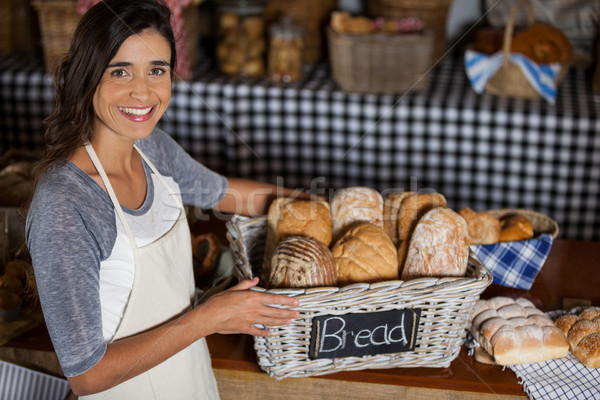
401;207;469;280
269;236;337;289
330;187;383;241
332;222;398;286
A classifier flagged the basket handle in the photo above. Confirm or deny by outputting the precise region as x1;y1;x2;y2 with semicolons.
501;0;535;65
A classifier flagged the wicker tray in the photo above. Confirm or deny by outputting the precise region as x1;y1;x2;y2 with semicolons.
226;214;493;379
327;27;433;94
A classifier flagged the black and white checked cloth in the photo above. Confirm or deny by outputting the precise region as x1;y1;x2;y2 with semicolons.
1;52;599;240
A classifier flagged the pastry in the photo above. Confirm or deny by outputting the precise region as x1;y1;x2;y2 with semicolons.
499;214;534;242
511;24;573;64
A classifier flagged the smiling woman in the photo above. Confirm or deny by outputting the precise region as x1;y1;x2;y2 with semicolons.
24;1;304;399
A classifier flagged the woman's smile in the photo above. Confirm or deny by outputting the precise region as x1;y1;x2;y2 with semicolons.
118;105;156;121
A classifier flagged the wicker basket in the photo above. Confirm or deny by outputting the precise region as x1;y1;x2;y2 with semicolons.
226;214;493;379
366;0;453;62
32;0;80;73
327;27;433;94
484;0;570;100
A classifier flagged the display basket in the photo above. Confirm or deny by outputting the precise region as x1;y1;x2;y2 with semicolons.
326;27;433;94
366;0;453;62
470;208;559;290
226;214;493;379
483;0;570;100
32;0;80;73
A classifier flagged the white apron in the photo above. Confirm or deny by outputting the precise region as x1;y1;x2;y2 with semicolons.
81;143;220;400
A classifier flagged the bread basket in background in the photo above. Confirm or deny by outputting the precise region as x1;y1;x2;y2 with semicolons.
482;0;570;100
226;214;492;379
470;208;559;291
326;26;433;94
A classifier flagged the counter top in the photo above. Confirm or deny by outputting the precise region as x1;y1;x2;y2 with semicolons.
3;226;599;396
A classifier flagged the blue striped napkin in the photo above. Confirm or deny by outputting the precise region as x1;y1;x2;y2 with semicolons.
470;233;554;290
464;49;562;104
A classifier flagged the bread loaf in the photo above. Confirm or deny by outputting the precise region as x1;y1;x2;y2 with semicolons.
396;192;447;241
400;207;469;280
470;297;569;365
263;198;331;283
332;223;398;286
555;307;600;368
330;187;383;241
269;236;337;289
382;191;413;245
263;197;294;283
458;208;501;245
499;215;534;242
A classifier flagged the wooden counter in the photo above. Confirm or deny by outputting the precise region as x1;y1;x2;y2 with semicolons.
2;234;599;399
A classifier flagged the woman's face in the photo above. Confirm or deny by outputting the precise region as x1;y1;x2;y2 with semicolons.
92;28;172;143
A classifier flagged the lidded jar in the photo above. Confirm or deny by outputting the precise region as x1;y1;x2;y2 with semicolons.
268;16;304;83
216;0;266;77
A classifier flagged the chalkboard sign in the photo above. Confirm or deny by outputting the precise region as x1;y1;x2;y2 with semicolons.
308;308;421;360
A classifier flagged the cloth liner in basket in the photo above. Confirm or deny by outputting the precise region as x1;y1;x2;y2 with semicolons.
226;214;493;379
469;209;559;291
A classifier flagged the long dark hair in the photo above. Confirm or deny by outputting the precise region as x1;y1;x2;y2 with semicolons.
36;0;176;179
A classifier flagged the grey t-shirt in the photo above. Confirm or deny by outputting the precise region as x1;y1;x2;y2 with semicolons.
26;128;227;377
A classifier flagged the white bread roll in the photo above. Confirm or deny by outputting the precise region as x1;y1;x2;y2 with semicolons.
470;297;569;365
400;207;469;280
269;236;337;288
332;223;398;286
330;187;383;241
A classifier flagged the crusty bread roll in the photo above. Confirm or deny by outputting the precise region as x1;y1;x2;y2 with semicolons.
573;332;600;369
276;200;332;246
458;208;501;245
555;308;600;368
400;207;469;280
499;215;534;242
262;198;331;283
383;191;414;245
470;297;569;365
332;223;398;286
330;187;383;241
269;236;337;289
396;192;447;242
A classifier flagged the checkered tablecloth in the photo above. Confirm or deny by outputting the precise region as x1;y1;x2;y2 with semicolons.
1;52;599;240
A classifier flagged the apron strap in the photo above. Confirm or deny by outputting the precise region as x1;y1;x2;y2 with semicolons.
84;143;137;247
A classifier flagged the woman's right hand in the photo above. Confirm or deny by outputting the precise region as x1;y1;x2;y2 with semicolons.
194;277;300;337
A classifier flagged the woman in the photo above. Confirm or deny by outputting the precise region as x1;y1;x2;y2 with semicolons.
26;1;301;398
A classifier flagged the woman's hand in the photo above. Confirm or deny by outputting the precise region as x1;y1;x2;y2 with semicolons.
195;277;300;336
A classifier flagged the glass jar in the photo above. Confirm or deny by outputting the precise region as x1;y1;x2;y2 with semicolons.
216;0;266;77
268;17;304;83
